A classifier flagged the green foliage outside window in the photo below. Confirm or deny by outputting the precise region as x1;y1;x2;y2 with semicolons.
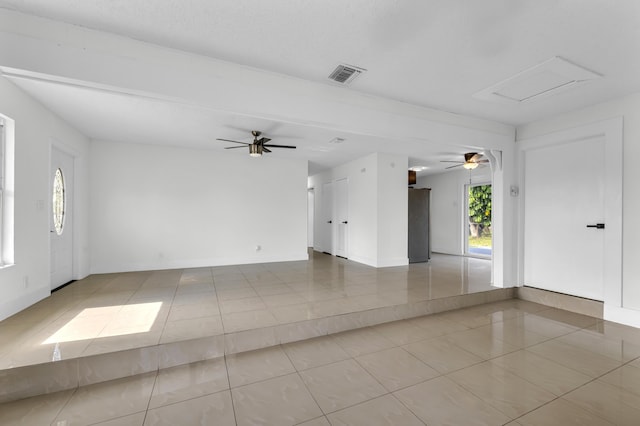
469;185;492;227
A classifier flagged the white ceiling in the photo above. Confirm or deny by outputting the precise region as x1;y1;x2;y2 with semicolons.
1;0;639;174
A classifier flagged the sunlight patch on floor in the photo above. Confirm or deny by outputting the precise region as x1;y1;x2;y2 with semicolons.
43;302;162;344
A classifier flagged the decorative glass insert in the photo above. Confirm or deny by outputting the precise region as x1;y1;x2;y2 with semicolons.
53;168;65;235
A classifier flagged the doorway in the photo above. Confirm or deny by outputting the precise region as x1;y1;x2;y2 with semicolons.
465;183;492;257
50;147;74;290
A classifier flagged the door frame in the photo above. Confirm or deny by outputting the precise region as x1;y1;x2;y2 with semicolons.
321;181;335;255
307;188;314;248
335;177;349;259
517;118;623;315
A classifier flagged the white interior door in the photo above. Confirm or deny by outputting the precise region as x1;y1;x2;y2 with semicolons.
50;147;74;290
335;178;349;258
322;181;334;254
524;136;605;300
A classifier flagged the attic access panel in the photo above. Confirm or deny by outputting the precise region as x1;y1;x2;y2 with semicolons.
473;57;601;104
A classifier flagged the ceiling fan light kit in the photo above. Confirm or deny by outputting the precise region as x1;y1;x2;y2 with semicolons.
249;144;262;157
463;162;479;170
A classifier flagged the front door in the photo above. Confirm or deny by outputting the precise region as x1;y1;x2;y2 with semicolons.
523;136;605;300
50;147;74;290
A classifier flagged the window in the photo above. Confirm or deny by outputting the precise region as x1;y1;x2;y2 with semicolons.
0;115;15;267
52;168;65;235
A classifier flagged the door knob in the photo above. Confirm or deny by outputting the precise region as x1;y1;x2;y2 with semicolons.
586;223;605;229
327;220;332;224
342;221;348;224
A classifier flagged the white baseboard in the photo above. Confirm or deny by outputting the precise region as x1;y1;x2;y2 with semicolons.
347;254;377;268
377;257;409;268
91;252;310;274
604;305;640;328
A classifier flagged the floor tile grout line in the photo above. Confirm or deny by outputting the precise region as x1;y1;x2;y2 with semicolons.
279;341;325;420
507;373;618;425
387;391;429;426
209;267;223;319
279;331;454;419
522;336;628;378
140;365;160;424
141;320;640;422
152;272;182;344
220;354;239;426
2;256;630;417
443;365;547;423
47;386;78;425
457;336;637;424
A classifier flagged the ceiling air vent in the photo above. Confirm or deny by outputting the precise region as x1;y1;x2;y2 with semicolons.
328;64;366;85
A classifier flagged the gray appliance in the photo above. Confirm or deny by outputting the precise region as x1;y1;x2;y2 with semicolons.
408;188;431;263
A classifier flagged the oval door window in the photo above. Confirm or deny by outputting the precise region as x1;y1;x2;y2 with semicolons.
52;168;65;235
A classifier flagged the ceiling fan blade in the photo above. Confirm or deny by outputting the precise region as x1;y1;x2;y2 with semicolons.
257;137;272;144
217;138;250;145
262;147;272;153
477;159;490;163
224;145;248;149
445;164;463;169
263;144;296;149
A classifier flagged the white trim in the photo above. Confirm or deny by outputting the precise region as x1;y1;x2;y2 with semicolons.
604;305;640;329
0;114;14;267
517;117;624;320
0;118;4;264
90;252;310;274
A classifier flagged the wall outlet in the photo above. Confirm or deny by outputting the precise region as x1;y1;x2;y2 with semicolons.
255;245;261;252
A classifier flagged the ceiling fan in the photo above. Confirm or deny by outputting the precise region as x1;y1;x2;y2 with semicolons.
217;130;296;157
441;152;489;170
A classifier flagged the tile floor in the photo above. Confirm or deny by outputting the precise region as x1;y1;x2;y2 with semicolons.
0;251;493;369
2;299;640;425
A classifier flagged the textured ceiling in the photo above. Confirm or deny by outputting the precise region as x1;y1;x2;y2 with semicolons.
1;0;639;174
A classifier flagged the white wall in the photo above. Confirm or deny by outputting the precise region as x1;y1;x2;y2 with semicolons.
310;152;408;267
517;92;640;325
377;153;409;267
90;140;308;273
417;167;491;255
0;76;91;321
